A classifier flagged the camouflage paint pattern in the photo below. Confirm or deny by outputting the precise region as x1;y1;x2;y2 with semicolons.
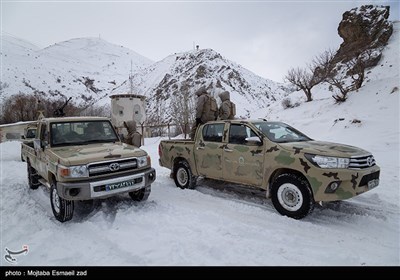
159;120;380;202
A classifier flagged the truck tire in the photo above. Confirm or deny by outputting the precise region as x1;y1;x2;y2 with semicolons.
50;182;74;223
27;161;40;190
129;186;151;201
174;160;197;189
271;173;314;219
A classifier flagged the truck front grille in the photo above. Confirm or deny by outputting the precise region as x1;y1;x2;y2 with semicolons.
88;158;137;177
349;155;376;169
359;171;380;187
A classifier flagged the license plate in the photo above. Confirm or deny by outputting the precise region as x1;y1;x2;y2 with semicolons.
106;180;135;191
368;179;379;189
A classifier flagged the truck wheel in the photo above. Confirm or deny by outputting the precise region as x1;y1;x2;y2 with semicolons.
174;160;197;189
27;161;40;190
50;183;74;223
271;173;314;219
129;186;151;201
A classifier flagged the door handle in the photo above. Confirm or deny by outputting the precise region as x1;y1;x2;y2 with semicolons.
196;146;205;150
224;148;233;152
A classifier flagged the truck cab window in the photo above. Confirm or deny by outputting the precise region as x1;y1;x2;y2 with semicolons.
202;123;224;142
229;124;256;145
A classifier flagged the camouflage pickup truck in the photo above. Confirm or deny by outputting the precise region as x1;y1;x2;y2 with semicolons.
21;116;156;222
159;120;380;219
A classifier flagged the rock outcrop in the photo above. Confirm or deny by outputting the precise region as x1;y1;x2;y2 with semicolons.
334;5;393;65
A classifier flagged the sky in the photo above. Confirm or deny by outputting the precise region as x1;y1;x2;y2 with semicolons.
0;21;398;265
1;0;399;82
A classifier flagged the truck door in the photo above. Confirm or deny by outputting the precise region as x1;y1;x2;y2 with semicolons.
194;123;225;180
35;123;49;178
223;124;264;186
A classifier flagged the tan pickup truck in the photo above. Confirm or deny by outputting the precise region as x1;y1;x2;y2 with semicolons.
159;120;380;219
21;116;156;222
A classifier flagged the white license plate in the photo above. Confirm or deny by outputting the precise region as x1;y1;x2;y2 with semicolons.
106;180;135;191
368;179;379;189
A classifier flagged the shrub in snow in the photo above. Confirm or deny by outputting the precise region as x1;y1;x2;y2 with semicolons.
281;98;300;109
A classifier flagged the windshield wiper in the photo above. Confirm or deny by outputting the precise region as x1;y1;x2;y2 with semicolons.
82;139;117;144
53;142;86;147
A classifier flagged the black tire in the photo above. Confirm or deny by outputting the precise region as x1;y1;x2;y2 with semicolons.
129;186;151;201
27;161;40;190
50;182;74;223
271;173;314;219
173;160;197;189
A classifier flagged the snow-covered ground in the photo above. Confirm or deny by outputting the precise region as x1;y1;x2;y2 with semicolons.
1;67;399;266
0;114;398;266
1;24;399;268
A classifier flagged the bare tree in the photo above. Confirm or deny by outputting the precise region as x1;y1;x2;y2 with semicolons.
285;67;316;102
324;49;376;103
0;93;108;124
286;46;378;104
349;58;365;90
146;91;167;137
286;50;338;102
79;103;111;117
169;84;195;136
312;49;336;82
346;49;377;90
326;73;352;103
1;92;38;123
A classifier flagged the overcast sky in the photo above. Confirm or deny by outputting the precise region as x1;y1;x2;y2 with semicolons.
2;0;399;82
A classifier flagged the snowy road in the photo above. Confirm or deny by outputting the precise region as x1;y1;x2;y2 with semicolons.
0;136;398;266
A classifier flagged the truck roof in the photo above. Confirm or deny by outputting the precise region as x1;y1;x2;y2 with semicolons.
40;116;111;123
208;119;270;124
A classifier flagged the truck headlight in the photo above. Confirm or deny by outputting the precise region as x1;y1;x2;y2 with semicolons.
137;155;150;168
59;165;89;178
305;154;350;169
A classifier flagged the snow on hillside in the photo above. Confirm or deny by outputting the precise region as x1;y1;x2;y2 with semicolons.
132;48;289;121
0;23;398;266
1;35;289;120
1;34;40;53
1;36;153;106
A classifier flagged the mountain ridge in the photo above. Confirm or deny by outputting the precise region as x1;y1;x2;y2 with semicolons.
1;35;289;122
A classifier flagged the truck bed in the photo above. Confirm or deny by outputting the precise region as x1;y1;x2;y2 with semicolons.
158;139;196;173
20;141;35;162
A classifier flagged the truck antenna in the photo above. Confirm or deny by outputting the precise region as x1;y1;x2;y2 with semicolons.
129;60;134;94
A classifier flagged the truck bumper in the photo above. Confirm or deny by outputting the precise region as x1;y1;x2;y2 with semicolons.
310;166;380;202
56;168;156;200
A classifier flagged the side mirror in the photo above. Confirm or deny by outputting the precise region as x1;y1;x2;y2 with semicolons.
34;139;48;150
33;139;41;151
245;136;263;146
21;135;25;139
40;140;49;150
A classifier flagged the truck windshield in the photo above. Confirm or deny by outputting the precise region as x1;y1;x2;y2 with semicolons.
51;121;119;146
251;121;312;143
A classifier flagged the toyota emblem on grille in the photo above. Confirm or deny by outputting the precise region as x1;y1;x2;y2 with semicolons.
109;163;120;171
367;157;374;167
